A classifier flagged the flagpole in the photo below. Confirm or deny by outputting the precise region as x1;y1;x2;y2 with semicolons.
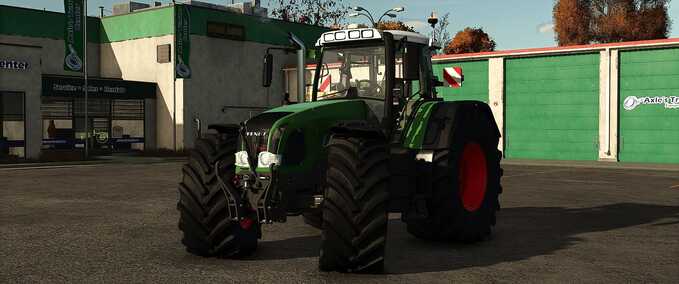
83;0;89;159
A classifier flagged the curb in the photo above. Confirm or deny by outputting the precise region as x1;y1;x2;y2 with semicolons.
0;157;187;170
501;159;679;172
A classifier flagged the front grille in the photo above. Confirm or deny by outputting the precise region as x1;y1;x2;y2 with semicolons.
243;112;291;157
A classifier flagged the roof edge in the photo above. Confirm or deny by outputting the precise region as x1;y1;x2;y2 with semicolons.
433;38;679;61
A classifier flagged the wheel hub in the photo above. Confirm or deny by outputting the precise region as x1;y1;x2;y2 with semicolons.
458;143;487;212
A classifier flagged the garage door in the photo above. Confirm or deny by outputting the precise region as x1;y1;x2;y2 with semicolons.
619;48;679;164
432;60;488;102
505;54;599;160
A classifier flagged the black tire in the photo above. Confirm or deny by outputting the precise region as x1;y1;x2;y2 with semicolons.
302;209;322;229
319;135;389;273
406;106;502;242
177;133;258;258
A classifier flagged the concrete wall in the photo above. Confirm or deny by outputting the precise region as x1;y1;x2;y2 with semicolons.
100;35;174;150
488;58;504;152
181;35;297;148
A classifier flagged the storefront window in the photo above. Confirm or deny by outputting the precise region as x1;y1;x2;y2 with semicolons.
0;91;25;159
41;97;145;152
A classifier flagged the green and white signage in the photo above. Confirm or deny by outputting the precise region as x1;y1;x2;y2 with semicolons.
63;0;84;72
175;4;191;78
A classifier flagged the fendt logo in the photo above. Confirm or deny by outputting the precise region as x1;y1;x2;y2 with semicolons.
623;96;679;111
246;131;267;137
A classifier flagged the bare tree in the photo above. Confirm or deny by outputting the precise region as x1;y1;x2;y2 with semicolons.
268;0;347;27
429;12;451;54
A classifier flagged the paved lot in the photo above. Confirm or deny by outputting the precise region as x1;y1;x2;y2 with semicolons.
1;162;678;283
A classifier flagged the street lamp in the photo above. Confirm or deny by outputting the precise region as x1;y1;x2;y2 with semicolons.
348;6;405;28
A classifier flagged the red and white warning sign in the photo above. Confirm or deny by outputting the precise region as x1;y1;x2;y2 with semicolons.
319;75;331;92
443;67;463;88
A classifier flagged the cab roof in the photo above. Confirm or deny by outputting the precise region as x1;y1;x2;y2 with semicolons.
315;28;430;47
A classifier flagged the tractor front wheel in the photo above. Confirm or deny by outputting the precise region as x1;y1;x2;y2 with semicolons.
319;135;389;273
177;133;258;257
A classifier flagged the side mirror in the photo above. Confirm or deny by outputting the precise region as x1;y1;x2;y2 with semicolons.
262;53;273;87
402;44;420;81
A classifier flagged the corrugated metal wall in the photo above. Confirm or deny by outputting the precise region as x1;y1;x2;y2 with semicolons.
504;54;600;160
618;48;679;163
433;60;489;102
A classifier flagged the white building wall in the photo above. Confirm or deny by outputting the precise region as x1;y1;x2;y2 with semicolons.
100;35;174;150
181;35;297;148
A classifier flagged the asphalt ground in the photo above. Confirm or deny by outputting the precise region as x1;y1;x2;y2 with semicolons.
1;162;678;283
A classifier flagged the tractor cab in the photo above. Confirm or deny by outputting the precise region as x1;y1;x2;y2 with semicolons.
311;28;439;134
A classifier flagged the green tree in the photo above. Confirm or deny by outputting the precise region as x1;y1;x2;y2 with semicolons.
269;0;347;27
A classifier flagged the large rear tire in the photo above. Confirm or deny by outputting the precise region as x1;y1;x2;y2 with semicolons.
407;105;502;242
177;133;258;257
319;135;389;273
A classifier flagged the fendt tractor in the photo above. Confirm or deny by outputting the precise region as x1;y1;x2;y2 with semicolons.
176;28;503;273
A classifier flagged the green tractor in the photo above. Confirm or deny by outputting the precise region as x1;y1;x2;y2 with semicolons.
177;28;502;272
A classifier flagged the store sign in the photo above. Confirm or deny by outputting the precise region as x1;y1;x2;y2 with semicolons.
0;59;30;71
175;4;191;78
42;76;156;99
63;0;84;72
623;95;679;111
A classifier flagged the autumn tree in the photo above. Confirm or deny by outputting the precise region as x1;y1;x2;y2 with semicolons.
553;0;671;45
268;0;346;27
553;0;593;45
375;20;415;32
444;27;496;54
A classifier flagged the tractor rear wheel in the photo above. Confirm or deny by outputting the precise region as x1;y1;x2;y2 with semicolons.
319;135;389;273
177;133;258;257
407;107;502;242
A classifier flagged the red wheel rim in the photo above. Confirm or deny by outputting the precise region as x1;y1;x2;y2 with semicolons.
458;143;487;212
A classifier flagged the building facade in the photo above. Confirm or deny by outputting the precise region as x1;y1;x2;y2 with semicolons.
432;39;679;164
0;2;327;159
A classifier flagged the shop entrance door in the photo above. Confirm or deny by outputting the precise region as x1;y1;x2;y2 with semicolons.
92;117;111;152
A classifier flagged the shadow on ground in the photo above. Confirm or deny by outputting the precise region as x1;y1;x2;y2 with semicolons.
251;203;679;274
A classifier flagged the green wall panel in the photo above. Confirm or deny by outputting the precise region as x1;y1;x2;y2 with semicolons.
432;60;488;102
100;7;174;43
619;48;679;164
505;53;600;160
0;5;100;42
188;5;328;47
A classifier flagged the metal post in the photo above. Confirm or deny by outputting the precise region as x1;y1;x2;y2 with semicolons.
289;33;306;103
84;0;89;159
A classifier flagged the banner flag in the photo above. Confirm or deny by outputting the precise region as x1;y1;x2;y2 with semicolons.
63;0;84;72
175;4;191;78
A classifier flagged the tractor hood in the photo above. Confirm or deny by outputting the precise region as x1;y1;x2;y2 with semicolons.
241;99;368;168
264;99;356;114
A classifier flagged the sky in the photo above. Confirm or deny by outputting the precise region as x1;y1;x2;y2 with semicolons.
2;0;678;50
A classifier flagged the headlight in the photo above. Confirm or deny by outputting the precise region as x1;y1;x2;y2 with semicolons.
258;151;282;168
235;151;250;168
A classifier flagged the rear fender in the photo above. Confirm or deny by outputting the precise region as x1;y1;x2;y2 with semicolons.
403;101;500;150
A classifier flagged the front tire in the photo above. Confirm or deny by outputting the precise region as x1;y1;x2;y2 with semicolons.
177;133;258;257
319;135;389;273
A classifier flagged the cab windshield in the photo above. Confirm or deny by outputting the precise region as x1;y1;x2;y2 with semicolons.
315;45;386;101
